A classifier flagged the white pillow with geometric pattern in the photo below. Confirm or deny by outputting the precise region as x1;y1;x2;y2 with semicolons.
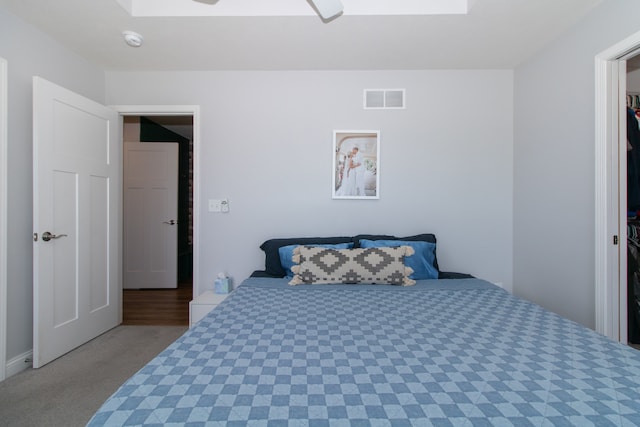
289;245;415;286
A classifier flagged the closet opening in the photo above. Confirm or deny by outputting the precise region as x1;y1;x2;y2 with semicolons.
595;31;640;345
627;55;640;349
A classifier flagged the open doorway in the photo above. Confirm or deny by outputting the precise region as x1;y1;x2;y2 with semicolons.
121;115;194;325
595;30;640;345
626;55;640;348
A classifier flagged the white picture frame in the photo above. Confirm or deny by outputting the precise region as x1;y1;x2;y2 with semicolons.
332;130;380;199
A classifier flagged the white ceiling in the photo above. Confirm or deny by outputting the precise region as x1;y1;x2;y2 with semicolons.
1;0;604;71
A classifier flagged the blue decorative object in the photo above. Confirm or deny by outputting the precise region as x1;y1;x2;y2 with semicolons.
359;239;439;279
214;275;230;294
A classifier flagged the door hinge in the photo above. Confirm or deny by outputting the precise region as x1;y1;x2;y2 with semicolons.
614;235;619;245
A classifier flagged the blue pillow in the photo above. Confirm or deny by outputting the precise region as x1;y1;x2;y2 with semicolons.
358;239;438;280
279;242;354;278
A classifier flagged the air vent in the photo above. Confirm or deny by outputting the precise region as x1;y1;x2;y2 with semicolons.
364;89;405;109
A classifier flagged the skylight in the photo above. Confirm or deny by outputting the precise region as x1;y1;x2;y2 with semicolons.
115;0;476;17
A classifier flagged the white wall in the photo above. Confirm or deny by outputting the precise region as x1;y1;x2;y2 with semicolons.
513;0;640;328
629;68;640;93
123;116;142;142
106;70;514;291
0;8;105;364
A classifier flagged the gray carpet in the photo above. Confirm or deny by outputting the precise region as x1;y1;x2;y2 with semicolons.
0;325;187;427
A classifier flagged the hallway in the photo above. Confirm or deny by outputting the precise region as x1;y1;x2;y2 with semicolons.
122;279;192;326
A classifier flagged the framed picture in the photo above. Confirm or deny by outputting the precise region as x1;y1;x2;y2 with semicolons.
332;130;380;199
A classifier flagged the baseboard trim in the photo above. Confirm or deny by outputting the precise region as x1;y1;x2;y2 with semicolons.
5;350;32;378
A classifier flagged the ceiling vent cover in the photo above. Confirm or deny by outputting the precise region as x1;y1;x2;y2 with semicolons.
364;89;405;109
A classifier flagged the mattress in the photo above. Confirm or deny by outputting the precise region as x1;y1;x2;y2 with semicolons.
88;277;640;426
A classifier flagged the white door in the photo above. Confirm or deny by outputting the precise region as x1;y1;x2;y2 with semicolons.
32;77;120;368
123;142;178;289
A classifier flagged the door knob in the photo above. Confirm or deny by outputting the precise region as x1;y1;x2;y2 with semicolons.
163;220;177;225
42;231;68;242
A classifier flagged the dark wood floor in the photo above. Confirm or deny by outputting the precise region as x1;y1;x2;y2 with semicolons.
122;279;193;326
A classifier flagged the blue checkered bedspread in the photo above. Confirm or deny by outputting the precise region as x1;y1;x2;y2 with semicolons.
88;278;640;426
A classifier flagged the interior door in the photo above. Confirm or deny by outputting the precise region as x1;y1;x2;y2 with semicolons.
33;77;120;368
123;142;178;289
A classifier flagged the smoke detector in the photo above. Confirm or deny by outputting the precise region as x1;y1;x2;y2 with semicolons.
122;31;143;47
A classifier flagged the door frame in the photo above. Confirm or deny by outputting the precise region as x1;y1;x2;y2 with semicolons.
0;57;7;381
595;30;640;341
113;105;201;296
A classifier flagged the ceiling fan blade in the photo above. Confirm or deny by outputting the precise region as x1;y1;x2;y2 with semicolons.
308;0;343;20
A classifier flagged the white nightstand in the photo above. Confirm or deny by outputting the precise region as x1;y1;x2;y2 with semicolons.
189;291;229;328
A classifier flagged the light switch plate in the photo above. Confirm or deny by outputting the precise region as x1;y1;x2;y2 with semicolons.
208;199;229;213
208;199;222;212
